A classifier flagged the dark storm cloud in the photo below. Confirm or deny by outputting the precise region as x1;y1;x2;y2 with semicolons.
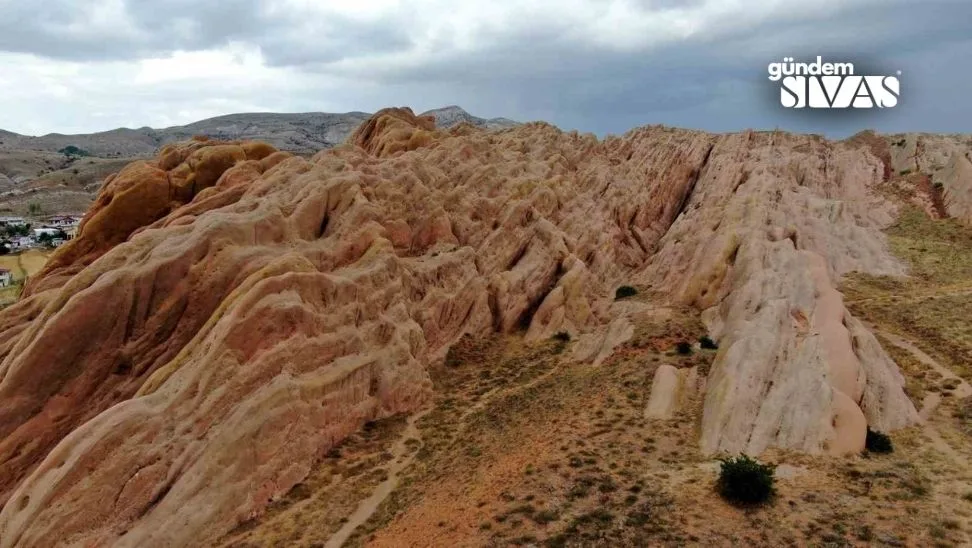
328;0;972;136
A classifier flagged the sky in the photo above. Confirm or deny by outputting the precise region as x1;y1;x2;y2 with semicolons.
0;0;969;137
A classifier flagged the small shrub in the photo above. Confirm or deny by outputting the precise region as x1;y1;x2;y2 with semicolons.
532;509;559;524
699;336;718;350
717;455;776;505
552;331;571;342
675;341;693;355
444;345;461;368
865;427;893;453
615;285;638;300
58;145;89;157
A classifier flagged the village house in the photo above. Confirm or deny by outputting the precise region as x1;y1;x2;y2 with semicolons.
44;215;81;228
33;227;61;238
0;216;26;228
0;268;12;287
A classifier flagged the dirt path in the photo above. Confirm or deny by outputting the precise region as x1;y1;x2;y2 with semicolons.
871;326;970;461
324;407;432;548
876;328;972;405
456;359;561;426
846;283;972;307
868;324;972;543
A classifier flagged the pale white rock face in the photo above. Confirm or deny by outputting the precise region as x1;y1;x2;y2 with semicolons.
887;133;972;224
937;153;972;223
645;365;699;420
571;317;634;366
645;131;917;455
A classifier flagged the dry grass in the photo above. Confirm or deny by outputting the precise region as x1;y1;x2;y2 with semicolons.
844;206;972;381
0;250;49;308
19;249;50;277
350;306;962;547
840;205;972;546
0;255;26;280
205;294;972;546
217;416;410;548
211;205;972;547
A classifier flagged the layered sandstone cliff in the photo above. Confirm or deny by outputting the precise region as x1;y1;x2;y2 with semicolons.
0;109;925;545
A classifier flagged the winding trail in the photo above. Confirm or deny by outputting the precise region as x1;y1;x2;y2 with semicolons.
325;407;432;548
876;327;972;413
327;346;569;546
871;326;970;462
873;326;972;544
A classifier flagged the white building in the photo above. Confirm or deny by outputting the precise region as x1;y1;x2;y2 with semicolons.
0;216;26;227
44;215;81;228
33;227;61;238
0;268;12;287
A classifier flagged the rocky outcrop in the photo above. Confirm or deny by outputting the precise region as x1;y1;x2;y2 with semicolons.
886;133;972;224
420;105;520;131
646;131;917;455
23;138;283;295
0;109;921;545
645;365;700;419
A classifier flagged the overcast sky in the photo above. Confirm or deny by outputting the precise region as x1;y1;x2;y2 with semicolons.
0;0;969;137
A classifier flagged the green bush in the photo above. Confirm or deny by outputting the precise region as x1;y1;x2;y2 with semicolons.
615;285;637;300
552;331;571;342
58;145;89;157
699;336;719;350
865;427;893;453
717;455;776;505
675;341;693;355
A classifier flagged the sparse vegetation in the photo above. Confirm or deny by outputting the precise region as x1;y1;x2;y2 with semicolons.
717;455;776;505
552;331;571;342
58;145;90;158
614;285;637;300
699;335;718;350
675;341;692;355
865;428;893;454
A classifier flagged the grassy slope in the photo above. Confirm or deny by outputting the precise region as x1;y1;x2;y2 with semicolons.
843;206;972;382
0;250;50;307
218;293;971;546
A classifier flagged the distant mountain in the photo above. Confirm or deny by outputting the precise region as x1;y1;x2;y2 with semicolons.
0;106;519;216
420;105;520;131
0;106;518;158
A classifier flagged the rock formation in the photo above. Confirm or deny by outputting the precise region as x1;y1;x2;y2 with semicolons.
0;108;923;545
887;133;972;224
645;364;700;419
